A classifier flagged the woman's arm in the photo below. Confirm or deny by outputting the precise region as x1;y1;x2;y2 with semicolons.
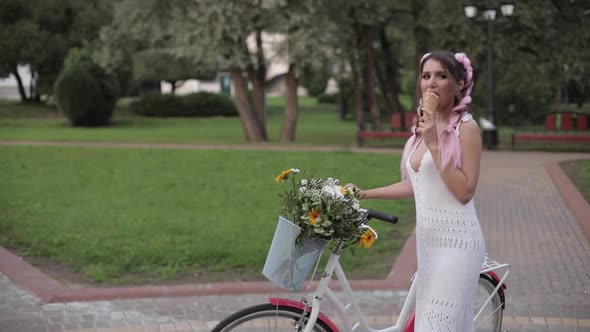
430;120;482;204
347;179;414;200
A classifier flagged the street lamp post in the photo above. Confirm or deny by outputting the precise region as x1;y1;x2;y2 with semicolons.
464;1;515;148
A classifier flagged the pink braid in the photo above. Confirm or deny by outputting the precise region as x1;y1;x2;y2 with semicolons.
438;111;465;171
453;52;474;112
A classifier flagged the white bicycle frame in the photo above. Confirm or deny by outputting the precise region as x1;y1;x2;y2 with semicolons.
300;248;510;332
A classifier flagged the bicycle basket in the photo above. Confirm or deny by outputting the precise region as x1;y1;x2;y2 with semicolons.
262;216;328;292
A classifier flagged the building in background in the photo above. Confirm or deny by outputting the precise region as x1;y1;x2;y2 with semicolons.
0;65;31;100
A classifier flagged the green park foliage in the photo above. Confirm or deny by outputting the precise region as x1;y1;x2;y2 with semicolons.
130;92;238;117
54;61;118;127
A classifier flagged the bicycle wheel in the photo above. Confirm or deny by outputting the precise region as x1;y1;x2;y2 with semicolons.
212;303;335;332
474;275;503;332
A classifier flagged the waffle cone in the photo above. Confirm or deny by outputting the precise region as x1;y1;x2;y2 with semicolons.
422;92;440;113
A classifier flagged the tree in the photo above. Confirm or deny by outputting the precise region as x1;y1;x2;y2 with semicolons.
96;0;272;141
132;49;217;95
0;0;115;103
504;0;590;109
0;0;37;102
320;0;413;131
409;0;590;124
267;0;333;142
299;63;331;97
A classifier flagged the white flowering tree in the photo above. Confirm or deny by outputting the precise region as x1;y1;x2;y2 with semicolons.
95;0;270;141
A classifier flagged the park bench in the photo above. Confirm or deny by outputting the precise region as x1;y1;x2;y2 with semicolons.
511;111;590;149
357;112;413;146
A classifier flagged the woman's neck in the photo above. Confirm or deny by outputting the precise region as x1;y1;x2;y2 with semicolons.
436;108;453;124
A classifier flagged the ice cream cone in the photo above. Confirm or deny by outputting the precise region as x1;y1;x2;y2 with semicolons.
422;91;439;113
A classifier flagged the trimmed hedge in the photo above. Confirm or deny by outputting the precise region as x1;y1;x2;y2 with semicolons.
317;92;338;104
131;92;238;117
54;62;118;127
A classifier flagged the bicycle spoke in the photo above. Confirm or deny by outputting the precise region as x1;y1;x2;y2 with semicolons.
212;304;332;332
474;277;503;332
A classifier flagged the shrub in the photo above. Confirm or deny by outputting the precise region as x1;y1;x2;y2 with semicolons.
473;57;553;126
54;62;118;127
300;64;331;97
131;92;238;117
316;93;338;104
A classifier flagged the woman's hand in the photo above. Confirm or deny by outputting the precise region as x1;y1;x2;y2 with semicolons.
416;109;438;151
345;183;366;199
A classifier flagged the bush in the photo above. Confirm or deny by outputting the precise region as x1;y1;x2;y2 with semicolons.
131;92;238;117
300;64;331;97
316;93;338;104
54;62;118;127
473;58;553;126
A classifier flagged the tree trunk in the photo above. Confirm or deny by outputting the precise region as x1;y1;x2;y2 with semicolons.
554;65;563;110
280;64;298;142
350;54;364;132
361;25;381;131
11;66;29;102
412;0;430;114
168;81;176;95
229;68;265;142
338;79;349;121
555;81;562;110
247;28;268;140
29;70;37;102
248;66;267;139
378;25;406;129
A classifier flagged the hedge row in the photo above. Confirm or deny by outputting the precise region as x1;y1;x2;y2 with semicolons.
131;92;238;117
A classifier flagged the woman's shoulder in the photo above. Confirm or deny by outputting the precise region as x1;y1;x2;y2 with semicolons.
455;113;480;136
461;113;474;122
459;119;480;136
458;119;482;149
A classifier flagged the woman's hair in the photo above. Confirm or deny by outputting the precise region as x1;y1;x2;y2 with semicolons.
400;51;474;180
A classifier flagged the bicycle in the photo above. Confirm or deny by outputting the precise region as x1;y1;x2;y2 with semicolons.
212;209;510;332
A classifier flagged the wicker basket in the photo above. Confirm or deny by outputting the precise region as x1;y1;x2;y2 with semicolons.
262;216;328;291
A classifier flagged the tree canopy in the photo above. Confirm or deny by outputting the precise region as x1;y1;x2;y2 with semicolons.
1;0;588;128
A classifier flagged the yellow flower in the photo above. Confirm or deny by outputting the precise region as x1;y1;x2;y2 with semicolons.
358;230;376;248
340;186;348;195
309;209;320;225
275;169;293;183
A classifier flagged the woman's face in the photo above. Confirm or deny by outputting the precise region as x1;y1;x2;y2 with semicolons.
420;59;463;112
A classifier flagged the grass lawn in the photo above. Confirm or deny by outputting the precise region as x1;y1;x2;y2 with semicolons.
0;98;370;147
560;159;590;203
0;145;415;284
1;97;587;285
2;99;588;151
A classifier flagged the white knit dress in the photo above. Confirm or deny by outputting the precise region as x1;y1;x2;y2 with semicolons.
406;116;486;332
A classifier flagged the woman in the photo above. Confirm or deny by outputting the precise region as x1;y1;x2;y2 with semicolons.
347;51;485;331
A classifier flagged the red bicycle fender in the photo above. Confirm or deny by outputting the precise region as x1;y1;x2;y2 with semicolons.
485;271;507;289
269;298;340;332
403;311;415;332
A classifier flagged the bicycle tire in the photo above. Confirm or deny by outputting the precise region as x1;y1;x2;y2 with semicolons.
211;303;335;332
474;275;504;332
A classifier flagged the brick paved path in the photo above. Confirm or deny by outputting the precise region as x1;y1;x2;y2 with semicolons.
1;144;589;332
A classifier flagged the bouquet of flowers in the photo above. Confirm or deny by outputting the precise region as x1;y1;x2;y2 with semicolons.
275;168;376;249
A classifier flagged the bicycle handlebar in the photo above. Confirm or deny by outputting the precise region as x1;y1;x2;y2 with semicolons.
364;209;398;224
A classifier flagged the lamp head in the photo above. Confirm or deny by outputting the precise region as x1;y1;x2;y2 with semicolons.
482;7;497;21
464;4;478;18
500;1;515;17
